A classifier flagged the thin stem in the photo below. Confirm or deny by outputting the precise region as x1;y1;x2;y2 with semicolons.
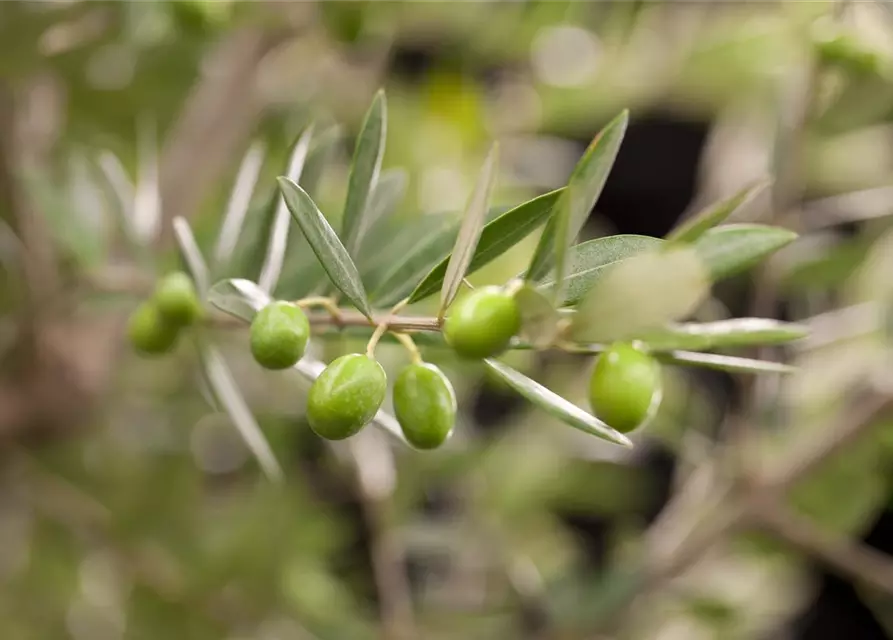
366;322;389;358
296;295;343;322
393;333;422;364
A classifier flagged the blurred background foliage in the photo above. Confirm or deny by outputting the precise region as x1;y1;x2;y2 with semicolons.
3;1;893;639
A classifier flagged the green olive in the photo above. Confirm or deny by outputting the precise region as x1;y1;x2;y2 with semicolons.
589;342;661;434
393;362;456;450
153;271;202;327
307;354;387;440
443;286;521;359
249;301;310;370
127;302;180;356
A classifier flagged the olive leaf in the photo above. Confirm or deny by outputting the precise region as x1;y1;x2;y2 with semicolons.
483;359;633;447
694;223;798;280
96;149;141;250
213;140;267;267
666;179;770;243
199;343;284;483
656;350;796;374
407;188;563;304
513;282;562;348
572;246;710;343
301;124;343;200
342;89;387;256
277;177;373;318
172;216;210;295
439;142;500;315
208;278;270;323
526;110;629;284
634;318;808;351
258;125;315;293
536;235;663;306
365;168;408;235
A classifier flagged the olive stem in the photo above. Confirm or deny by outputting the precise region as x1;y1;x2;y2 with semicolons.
295;296;343;323
393;332;422;364
365;322;390;357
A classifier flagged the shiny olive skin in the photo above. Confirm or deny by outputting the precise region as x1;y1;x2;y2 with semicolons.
249;301;310;370
393;363;456;450
589;343;662;433
307;354;387;440
153;271;202;327
127;302;180;356
443;286;521;359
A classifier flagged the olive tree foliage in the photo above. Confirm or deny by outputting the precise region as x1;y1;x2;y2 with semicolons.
3;1;893;639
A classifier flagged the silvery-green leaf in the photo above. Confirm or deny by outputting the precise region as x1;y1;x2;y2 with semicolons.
213;140;266;266
407;188;563;304
440;143;500;314
513;282;561;348
695;223;797;280
657;350;796;374
484;359;632;447
208;278;271;323
301;124;342;199
365;168;408;234
133;115;161;244
258;126;314;293
667;180;770;243
526;111;629;283
572;246;710;343
342;89;387;256
277;178;373;318
172;216;210;295
97;149;139;247
536;235;663;306
199;343;284;482
635;318;808;351
292;357;411;447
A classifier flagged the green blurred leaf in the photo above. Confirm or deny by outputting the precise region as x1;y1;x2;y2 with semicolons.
667;179;769;243
657;350;796;374
483;358;632;447
207;278;268;322
571;246;710;343
365;168;408;233
301;124;343;200
342;89;387;256
635;318;808;351
513;282;561;348
526;110;628;284
536;235;663;306
694;223;797;280
440;142;499;314
213;141;266;267
172;216;210;295
407;188;563;304
278;177;373;318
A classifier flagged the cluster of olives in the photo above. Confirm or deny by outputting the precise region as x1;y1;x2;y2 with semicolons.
128;272;202;355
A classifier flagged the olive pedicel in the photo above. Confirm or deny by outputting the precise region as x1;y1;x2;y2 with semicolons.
249;301;311;370
589;342;662;433
153;271;202;327
443;286;521;359
128;301;180;356
307;353;387;440
393;362;456;450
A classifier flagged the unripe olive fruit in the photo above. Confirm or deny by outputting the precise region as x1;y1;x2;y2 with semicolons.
127;302;180;356
393;363;456;450
589;342;662;433
443;286;521;359
152;271;202;327
249;301;310;370
307;354;387;440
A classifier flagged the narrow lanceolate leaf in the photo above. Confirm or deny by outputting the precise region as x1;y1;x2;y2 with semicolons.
513;282;562;348
657;350;796;374
536;235;663;306
342;89;387;256
277;177;373;318
172;216;210;295
694;223;797;281
526;110;629;283
484;359;632;447
199;344;284;482
667;179;770;243
292;357;411;447
364;168;408;235
301;124;343;199
97;150;138;246
208;278;271;323
258;126;315;293
635;318;809;352
440;143;500;315
572;246;710;343
407;188;563;304
213;140;266;266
